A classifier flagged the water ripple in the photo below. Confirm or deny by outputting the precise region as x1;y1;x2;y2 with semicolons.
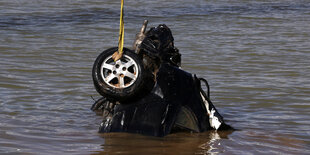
1;0;310;154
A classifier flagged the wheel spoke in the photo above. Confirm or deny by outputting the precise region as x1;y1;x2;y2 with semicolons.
119;76;125;87
105;74;116;83
102;63;114;71
124;71;136;80
124;60;134;68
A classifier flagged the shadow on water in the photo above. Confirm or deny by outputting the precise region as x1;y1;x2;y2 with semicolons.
92;130;234;154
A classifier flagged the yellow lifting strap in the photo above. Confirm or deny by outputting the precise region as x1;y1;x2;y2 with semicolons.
112;0;125;61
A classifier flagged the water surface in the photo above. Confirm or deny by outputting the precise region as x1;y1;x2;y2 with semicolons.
0;0;309;154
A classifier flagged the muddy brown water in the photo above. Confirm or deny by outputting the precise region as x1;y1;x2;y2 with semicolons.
0;0;309;154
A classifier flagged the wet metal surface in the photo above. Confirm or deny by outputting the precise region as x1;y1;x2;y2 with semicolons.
0;0;309;154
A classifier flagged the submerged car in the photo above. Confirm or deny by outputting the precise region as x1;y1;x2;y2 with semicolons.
91;21;232;137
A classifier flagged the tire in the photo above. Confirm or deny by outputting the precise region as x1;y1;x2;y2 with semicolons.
92;47;154;102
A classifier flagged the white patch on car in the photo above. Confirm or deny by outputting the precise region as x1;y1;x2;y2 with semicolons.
209;108;221;130
200;92;222;130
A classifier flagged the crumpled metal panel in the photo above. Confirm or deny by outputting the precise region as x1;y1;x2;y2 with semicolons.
99;64;225;136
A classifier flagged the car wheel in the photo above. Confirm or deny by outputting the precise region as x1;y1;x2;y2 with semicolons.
92;47;154;102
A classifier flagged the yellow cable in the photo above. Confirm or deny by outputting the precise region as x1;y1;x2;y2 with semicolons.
113;0;124;61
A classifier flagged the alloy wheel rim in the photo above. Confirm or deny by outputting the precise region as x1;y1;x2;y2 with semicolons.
100;54;139;89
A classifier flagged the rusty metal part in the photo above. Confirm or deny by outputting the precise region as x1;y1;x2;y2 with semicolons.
133;20;148;53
